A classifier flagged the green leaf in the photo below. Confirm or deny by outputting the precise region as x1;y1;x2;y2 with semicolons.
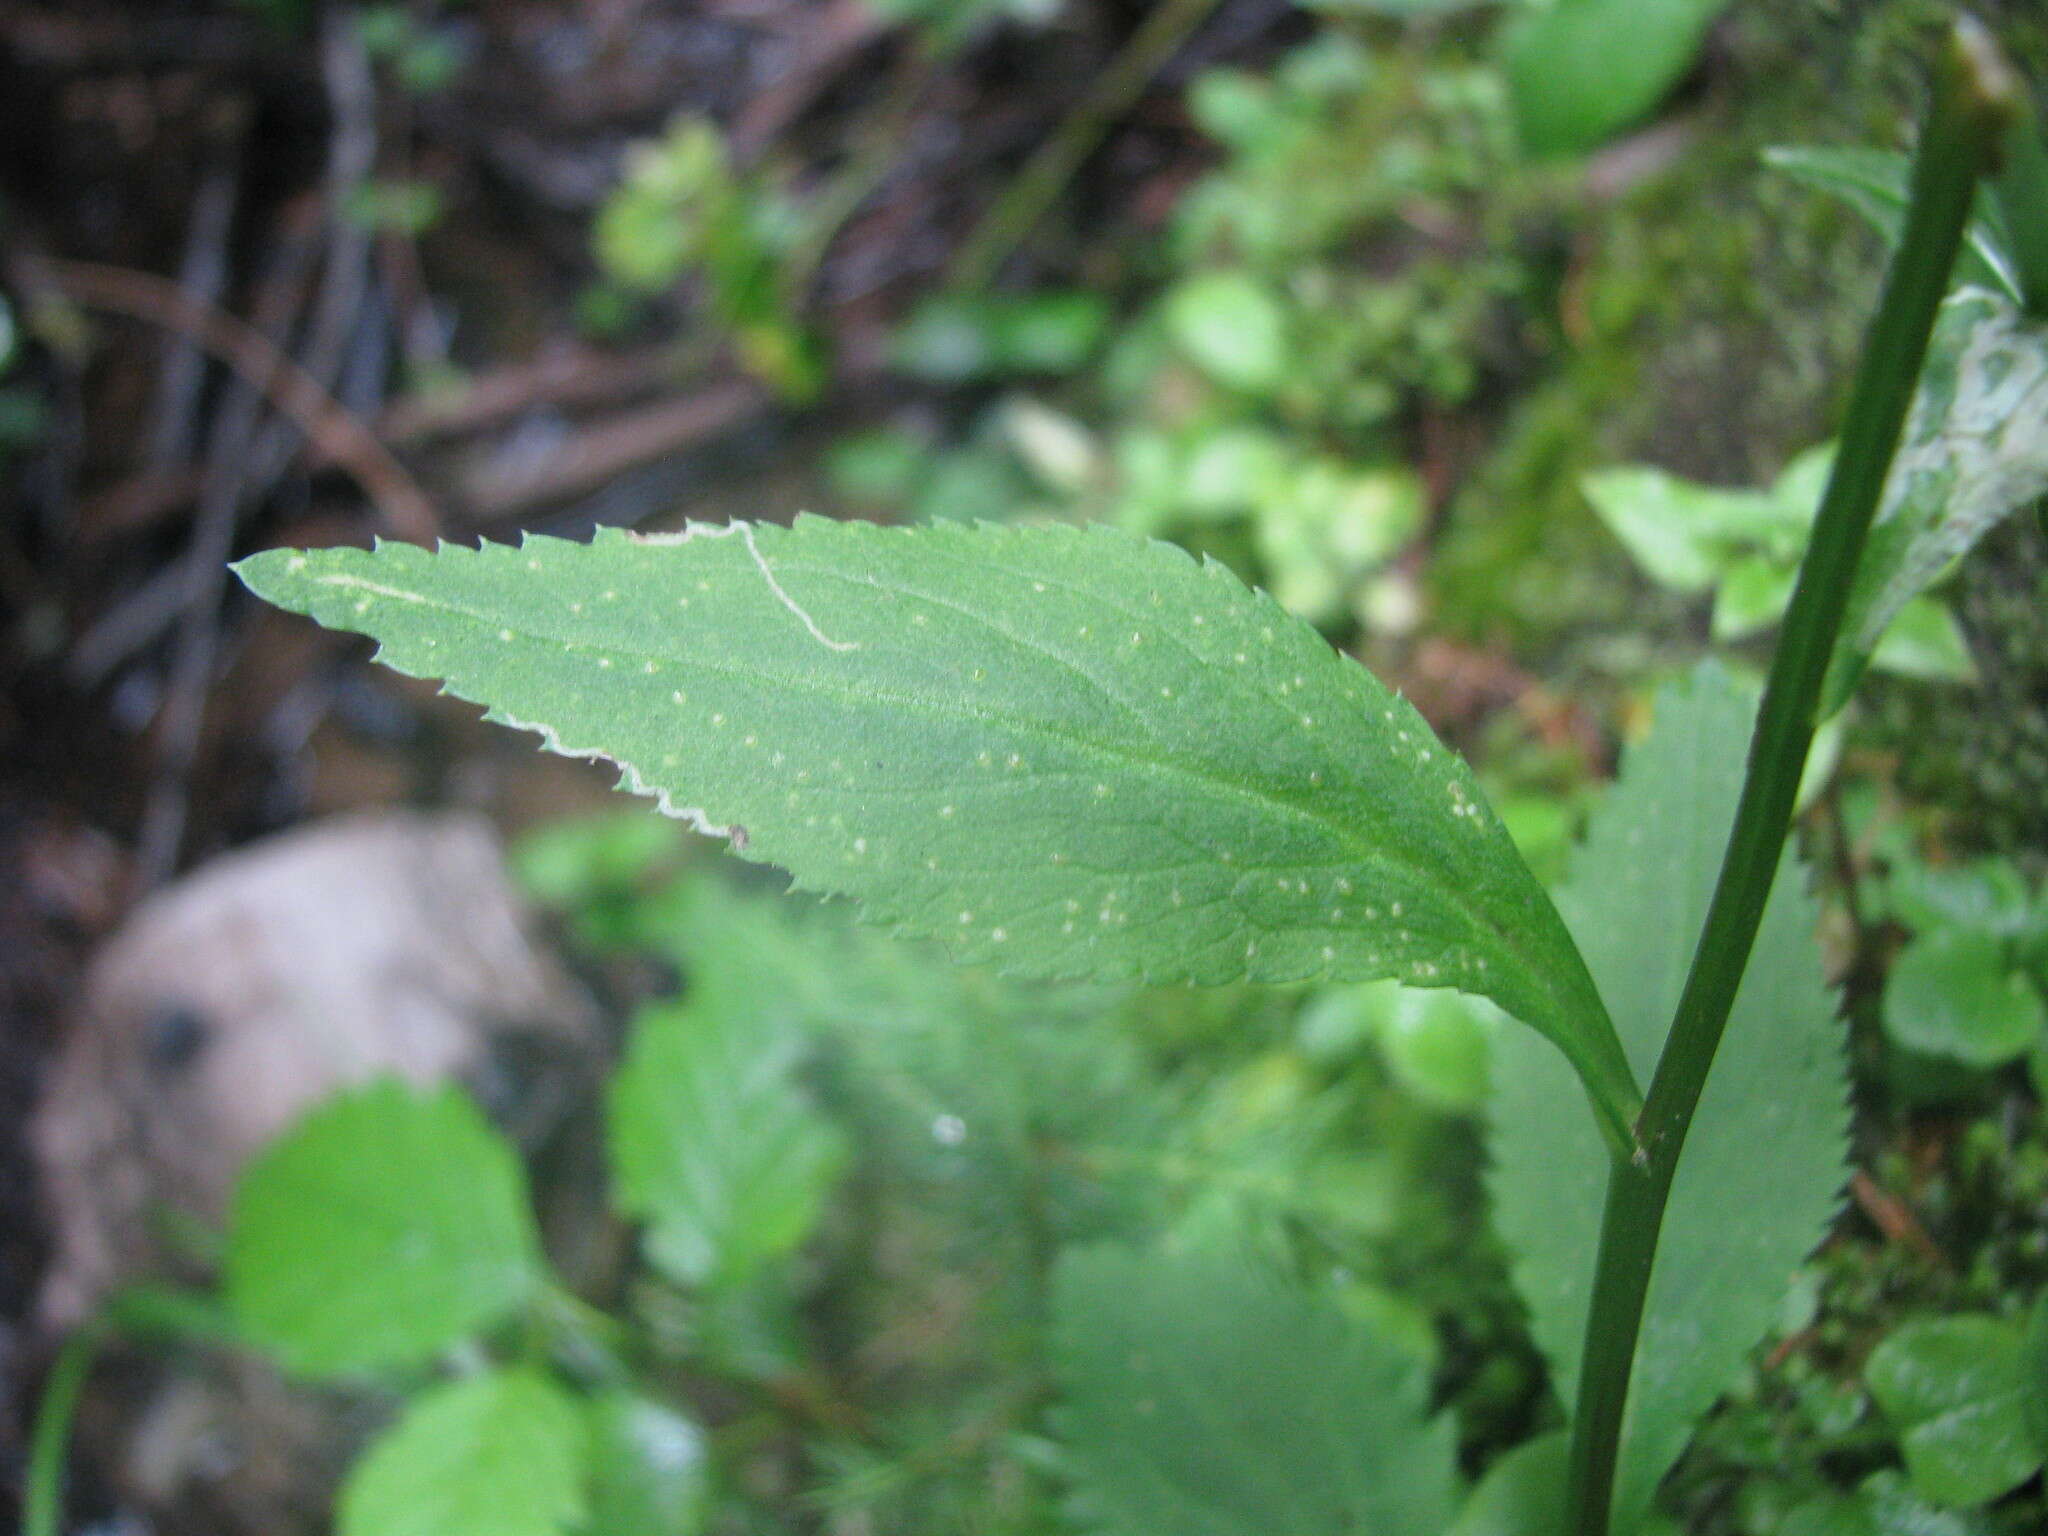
1581;467;1783;594
1488;663;1849;1530
338;1369;588;1536
1826;290;2048;711
1883;928;2044;1068
2024;1293;2048;1458
236;519;1638;1145
1866;1315;2044;1508
608;999;847;1289
1049;1240;1456;1536
1710;553;1796;641
1448;1433;1567;1536
584;1390;711;1536
1885;857;2038;941
1763;146;2022;307
1868;595;1976;684
1780;1471;1999;1536
225;1080;539;1377
1503;0;1729;157
1163;271;1287;393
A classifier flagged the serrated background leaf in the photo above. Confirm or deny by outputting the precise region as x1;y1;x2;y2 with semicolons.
1488;663;1850;1530
237;519;1633;1135
1049;1241;1455;1536
608;998;848;1289
225;1080;539;1377
337;1368;587;1536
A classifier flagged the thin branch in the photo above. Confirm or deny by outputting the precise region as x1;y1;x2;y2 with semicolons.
14;256;439;541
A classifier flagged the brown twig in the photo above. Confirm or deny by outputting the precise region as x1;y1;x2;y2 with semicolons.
14;256;439;541
1849;1170;1950;1270
376;344;683;446
458;381;765;521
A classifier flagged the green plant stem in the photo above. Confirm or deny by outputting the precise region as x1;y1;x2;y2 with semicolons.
946;0;1226;293
1561;25;2015;1536
24;1326;105;1536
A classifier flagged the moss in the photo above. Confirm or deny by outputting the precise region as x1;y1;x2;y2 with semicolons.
1432;0;2048;650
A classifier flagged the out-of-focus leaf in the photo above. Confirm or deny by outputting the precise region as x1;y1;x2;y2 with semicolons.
1884;928;2043;1068
338;1369;587;1536
1866;1315;2044;1508
1763;145;2022;306
1050;1240;1456;1536
1780;1471;1999;1536
1868;596;1976;684
609;999;847;1289
225;1081;539;1378
1580;467;1784;593
1490;663;1848;1530
584;1391;712;1536
1710;554;1795;641
1825;289;2048;711
1503;0;1730;157
1448;1433;1568;1536
1163;271;1287;393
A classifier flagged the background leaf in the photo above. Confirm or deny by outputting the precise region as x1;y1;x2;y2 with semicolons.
608;998;848;1289
1882;928;2044;1068
1826;290;2048;710
1866;1315;2044;1508
1488;663;1849;1529
238;520;1634;1139
1763;145;2022;306
337;1368;587;1536
1049;1239;1456;1536
225;1080;539;1377
1503;0;1730;157
584;1390;712;1536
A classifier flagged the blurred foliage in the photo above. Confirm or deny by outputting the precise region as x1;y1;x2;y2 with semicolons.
46;2;2048;1533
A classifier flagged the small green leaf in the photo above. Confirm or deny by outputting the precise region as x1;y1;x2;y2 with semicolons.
1885;857;2038;940
1503;0;1729;157
1489;663;1849;1530
1710;553;1796;641
1883;928;2044;1068
338;1369;588;1536
584;1390;711;1536
609;1000;847;1289
1866;1315;2044;1509
1764;145;2022;307
1050;1240;1456;1536
1163;271;1287;393
225;1080;539;1377
236;519;1638;1146
1868;595;1976;683
1581;467;1781;594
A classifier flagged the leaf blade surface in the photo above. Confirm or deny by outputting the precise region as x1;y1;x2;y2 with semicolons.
239;519;1635;1135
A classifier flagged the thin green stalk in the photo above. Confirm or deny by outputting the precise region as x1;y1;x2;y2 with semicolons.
1561;24;2016;1536
947;0;1226;293
24;1326;106;1536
